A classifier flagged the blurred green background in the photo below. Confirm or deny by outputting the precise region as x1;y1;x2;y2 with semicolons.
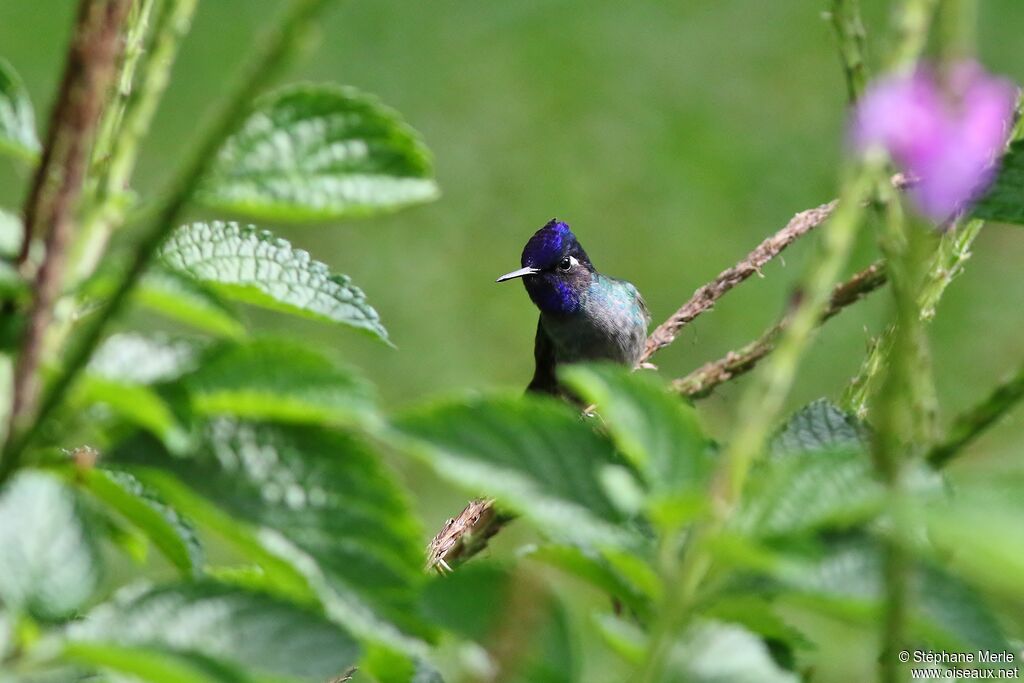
2;2;1023;679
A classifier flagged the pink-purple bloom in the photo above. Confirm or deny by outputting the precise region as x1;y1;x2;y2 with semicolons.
853;61;1018;223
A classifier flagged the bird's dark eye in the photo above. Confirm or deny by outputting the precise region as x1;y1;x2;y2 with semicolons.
558;257;572;271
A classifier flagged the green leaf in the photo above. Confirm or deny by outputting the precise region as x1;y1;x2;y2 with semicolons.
77;468;202;575
160;221;388;341
179;338;374;425
74;374;190;452
136;268;246;339
66;582;361;682
733;449;883;538
198;84;439;222
88;333;200;385
421;562;512;639
0;59;39;161
112;422;430;652
561;364;712;527
394;395;635;548
0;471;100;618
63;642;259;683
770;399;866;458
521;544;651;617
973;140;1024;225
0;207;22;258
664;621;798;683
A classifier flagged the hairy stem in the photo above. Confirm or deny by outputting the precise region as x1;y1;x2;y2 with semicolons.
831;0;869;103
7;0;132;440
0;0;338;484
73;0;200;284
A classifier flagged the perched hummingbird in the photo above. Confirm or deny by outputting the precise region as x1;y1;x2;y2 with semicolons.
497;219;651;395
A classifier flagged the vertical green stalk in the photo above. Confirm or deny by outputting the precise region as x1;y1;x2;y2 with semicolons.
936;0;977;61
0;0;339;483
831;0;869;103
889;0;940;71
72;0;199;284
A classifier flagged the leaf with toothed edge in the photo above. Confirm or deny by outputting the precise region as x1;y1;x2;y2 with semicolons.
198;84;439;222
159;221;389;342
0;59;39;162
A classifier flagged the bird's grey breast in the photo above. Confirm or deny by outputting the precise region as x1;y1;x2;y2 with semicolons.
540;277;650;367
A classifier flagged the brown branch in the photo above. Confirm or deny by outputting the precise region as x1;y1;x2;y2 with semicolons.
8;0;131;434
639;200;838;365
426;498;511;573
673;260;887;398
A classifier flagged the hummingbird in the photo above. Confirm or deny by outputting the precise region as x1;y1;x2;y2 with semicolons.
497;219;651;395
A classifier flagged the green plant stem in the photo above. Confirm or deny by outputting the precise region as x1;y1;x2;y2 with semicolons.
72;0;199;284
636;165;877;682
928;361;1024;467
831;0;869;103
936;0;977;61
0;0;338;484
889;0;940;71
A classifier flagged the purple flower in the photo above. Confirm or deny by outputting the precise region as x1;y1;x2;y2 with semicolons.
853;61;1018;223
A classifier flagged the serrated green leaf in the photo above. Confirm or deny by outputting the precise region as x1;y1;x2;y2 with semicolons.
394;395;635;548
179;338;374;425
77;468;202;575
973;140;1024;225
160;221;388;341
421;562;512;639
0;471;100;618
198;84;439;222
111;422;430;652
664;621;799;683
66;582;361;682
137;268;246;338
0;59;39;161
734;449;883;538
561;364;712;527
770;399;866;458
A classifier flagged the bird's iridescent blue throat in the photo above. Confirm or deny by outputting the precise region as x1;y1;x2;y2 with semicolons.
497;219;651;395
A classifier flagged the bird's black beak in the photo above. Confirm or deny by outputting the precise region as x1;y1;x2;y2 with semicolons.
496;266;540;283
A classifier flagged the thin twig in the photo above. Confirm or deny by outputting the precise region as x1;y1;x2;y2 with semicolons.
639;200;837;365
927;361;1024;468
0;0;337;483
831;0;869;103
8;0;131;437
425;498;510;573
673;260;887;399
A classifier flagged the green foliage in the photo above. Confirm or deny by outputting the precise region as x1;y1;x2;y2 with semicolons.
198;84;439;222
65;582;361;682
0;58;38;162
395;394;637;548
973;141;1024;225
135;269;246;339
179;338;375;425
160;221;389;341
111;421;431;650
0;472;99;619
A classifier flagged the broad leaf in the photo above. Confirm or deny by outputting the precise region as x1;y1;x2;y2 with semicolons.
0;208;21;257
112;422;430;651
394;395;636;548
63;643;258;683
136;268;246;338
561;365;712;527
198;84;439;221
734;449;883;538
67;582;361;682
521;544;651;617
160;221;388;341
179;338;374;425
88;333;200;385
664;621;798;683
0;472;100;618
74;375;190;452
770;399;865;458
973;141;1024;225
0;59;38;161
77;468;202;575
